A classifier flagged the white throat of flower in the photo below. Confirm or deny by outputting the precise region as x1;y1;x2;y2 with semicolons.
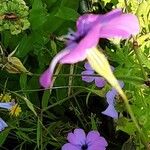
57;29;78;42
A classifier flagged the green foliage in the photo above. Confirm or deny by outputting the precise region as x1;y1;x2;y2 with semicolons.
0;0;150;149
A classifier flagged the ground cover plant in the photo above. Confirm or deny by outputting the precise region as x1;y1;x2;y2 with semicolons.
0;0;150;149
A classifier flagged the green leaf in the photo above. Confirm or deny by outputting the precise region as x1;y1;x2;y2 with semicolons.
90;114;98;130
16;131;31;141
50;40;57;55
20;73;27;90
22;96;37;116
139;51;150;69
60;0;79;9
122;138;136;150
117;117;136;135
56;6;79;21
43;14;64;33
29;0;48;30
37;118;41;149
16;34;33;57
0;129;10;145
42;90;50;108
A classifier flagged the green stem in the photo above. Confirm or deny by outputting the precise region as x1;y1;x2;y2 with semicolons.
40;114;43;150
73;95;89;126
68;64;74;96
70;101;86;129
124;0;129;12
133;41;148;81
119;90;148;149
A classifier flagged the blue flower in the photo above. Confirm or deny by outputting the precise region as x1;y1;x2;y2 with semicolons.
0;101;15;109
81;62;106;88
0;118;8;131
102;81;124;118
0;101;15;132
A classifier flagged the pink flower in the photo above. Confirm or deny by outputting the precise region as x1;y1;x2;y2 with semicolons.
40;9;139;88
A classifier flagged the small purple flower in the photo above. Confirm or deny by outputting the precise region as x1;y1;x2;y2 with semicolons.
102;81;124;118
0;118;8;131
39;9;139;88
81;62;106;88
62;128;108;150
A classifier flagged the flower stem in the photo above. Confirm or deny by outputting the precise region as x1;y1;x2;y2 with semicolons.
133;40;148;81
68;64;74;96
117;88;148;149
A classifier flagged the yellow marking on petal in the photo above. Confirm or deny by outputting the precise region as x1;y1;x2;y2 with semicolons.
9;104;21;117
0;93;12;102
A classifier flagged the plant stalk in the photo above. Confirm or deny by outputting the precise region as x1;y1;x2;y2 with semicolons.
133;40;148;81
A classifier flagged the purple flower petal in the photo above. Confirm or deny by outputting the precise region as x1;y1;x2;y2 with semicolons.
39;48;71;88
86;131;108;147
97;9;123;25
94;77;106;88
60;9;139;64
0;102;15;110
81;70;95;83
106;89;117;105
39;68;52;88
99;14;140;39
102;104;118;119
102;80;124;118
84;62;93;70
0;118;8;132
110;66;115;72
60;25;100;64
67;129;86;146
101;8;122;20
110;80;124;97
118;80;124;88
77;14;99;34
61;143;80;150
88;140;108;150
77;9;122;34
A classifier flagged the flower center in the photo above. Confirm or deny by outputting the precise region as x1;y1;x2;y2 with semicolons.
81;144;88;150
60;29;86;44
74;34;86;43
